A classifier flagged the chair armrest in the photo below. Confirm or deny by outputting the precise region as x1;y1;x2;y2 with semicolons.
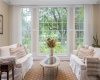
0;56;16;65
70;55;86;70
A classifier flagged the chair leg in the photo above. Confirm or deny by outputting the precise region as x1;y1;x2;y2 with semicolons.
7;71;9;80
12;66;14;80
0;74;1;80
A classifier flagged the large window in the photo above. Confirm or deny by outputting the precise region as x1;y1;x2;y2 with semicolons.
21;6;84;55
39;7;67;54
75;7;84;48
21;8;32;50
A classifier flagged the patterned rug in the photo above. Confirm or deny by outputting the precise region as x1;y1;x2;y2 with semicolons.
24;61;77;80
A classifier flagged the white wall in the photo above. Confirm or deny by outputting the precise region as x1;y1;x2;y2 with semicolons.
97;5;100;44
8;5;13;45
93;4;100;44
0;0;9;47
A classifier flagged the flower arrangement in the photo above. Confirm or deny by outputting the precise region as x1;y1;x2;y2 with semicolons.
46;38;57;48
46;37;57;64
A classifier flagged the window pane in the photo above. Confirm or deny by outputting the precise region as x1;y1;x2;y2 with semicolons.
58;22;63;30
80;23;84;30
75;31;80;38
53;23;57;30
63;23;67;30
75;7;84;49
75;14;80;22
63;31;67;39
75;23;79;30
75;7;80;14
79;31;84;38
21;8;31;50
80;14;84;22
39;23;43;30
39;7;67;54
44;23;49;30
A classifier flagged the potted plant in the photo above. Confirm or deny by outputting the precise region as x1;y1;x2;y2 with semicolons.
92;35;100;47
46;38;57;64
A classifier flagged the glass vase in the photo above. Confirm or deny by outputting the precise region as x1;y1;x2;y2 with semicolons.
49;48;53;64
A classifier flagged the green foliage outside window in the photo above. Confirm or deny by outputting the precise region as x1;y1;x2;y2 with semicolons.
39;7;67;54
21;7;84;53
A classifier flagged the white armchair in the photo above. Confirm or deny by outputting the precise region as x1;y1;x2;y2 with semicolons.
70;45;100;80
0;44;33;80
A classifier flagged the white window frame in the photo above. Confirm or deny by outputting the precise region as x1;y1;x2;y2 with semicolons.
21;5;84;56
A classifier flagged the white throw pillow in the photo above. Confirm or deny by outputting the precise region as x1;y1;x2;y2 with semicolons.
0;44;18;57
78;48;87;59
84;45;89;49
23;44;28;54
0;46;11;56
93;48;100;58
9;46;27;59
78;46;94;59
9;44;17;48
74;45;81;55
17;44;29;54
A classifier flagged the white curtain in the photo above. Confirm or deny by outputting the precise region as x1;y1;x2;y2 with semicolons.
9;6;22;44
84;5;94;46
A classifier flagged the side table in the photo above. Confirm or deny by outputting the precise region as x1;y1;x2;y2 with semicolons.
0;63;14;80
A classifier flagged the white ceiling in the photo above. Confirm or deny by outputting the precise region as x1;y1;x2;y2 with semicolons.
3;0;100;6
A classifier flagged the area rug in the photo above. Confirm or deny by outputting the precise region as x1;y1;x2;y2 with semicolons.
24;61;77;80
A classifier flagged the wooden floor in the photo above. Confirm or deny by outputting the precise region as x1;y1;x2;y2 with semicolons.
24;61;77;80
